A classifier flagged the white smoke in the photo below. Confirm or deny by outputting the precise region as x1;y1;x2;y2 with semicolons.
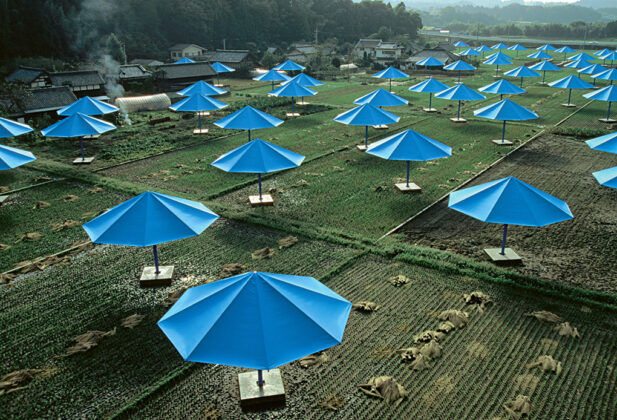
100;54;131;125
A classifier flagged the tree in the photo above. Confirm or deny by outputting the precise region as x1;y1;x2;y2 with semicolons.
106;33;126;65
331;57;341;68
260;53;277;69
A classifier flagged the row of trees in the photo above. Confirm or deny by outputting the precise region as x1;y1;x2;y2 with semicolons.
0;0;422;63
448;20;617;40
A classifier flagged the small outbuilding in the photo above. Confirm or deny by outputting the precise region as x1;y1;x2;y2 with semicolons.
153;62;217;92
48;70;105;97
208;50;259;70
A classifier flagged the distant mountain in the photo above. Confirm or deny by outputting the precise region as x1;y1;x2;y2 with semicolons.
402;0;616;11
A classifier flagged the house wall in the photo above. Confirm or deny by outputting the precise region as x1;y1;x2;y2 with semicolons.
375;48;402;59
170;46;206;59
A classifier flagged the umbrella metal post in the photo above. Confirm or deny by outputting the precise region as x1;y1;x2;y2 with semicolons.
153;245;160;274
365;125;368;147
458;70;461;83
429;92;433;109
520;77;523;88
291;97;295;115
567;89;572;106
500;224;508;255
457;101;461;120
389;78;392;92
271;81;275;90
542;71;546;84
607;102;612;120
495;65;499;77
502;120;507;142
258;173;262;199
257;369;264;387
248;129;251;142
79;137;85;161
406;160;410;187
198;113;202;130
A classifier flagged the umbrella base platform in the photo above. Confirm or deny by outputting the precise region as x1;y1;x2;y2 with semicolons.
356;144;368;151
561;103;576;108
193;128;209;135
73;157;95;165
196;111;210;116
423;108;437;113
484;248;522;266
83;134;100;139
599;118;617;123
0;195;7;206
286;112;300;117
249;194;274;207
214;83;226;88
140;265;174;287
492;139;513;146
450;117;467;123
395;182;421;193
372;124;389;129
238;369;285;411
296;101;310;106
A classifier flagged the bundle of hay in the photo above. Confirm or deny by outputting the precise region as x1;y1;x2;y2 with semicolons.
554;322;580;338
65;328;116;356
121;314;145;329
0;368;56;396
359;376;409;405
504;395;531;419
298;351;329;368
525;311;562;323
388;274;412;287
163;287;188;307
437;310;469;328
319;394;346;411
251;247;276;260
218;263;247;279
437;321;456;334
527;355;562;374
352;301;380;312
278;236;299;249
463;291;493;313
413;330;444;343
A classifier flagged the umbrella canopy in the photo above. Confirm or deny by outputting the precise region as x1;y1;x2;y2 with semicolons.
483;54;512;66
253;69;291;82
563;59;591;69
479;79;526;97
57;96;119;116
211;62;235;73
169;94;228;112
83;191;219;247
0;117;33;138
592;68;617;84
409;78;449;94
443;60;476;71
537;44;556;51
435;84;485;101
600;51;617;62
529;60;560;72
0;144;36;171
492;42;509;50
578;63;608;75
595;48;613;57
269;81;317;98
367;129;451;161
454;41;469;47
568;52;595;62
273;60;305;71
372;66;409;79
508;44;527;51
474;99;538;121
174;57;195;64
549;75;593;90
583;85;617;101
353;88;408;107
555;46;576;54
285;73;324;87
212;138;304;174
213;106;283;141
528;51;553;60
334;103;400;126
448;176;573;227
41;112;116;138
416;57;445;67
586;131;617;154
503;66;540;82
177;81;227;96
476;45;493;53
459;48;481;57
593;166;617;189
157;271;352;370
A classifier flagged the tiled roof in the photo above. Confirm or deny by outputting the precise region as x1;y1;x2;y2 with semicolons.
154;62;217;79
355;39;382;49
119;65;151;79
3;86;77;115
5;66;47;84
49;70;104;87
169;43;205;51
209;50;252;63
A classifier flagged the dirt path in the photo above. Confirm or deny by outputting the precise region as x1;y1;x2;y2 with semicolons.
399;134;617;294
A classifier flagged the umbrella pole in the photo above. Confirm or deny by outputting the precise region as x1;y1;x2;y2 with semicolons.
248;129;251;142
567;89;572;106
457;101;461;120
389;78;392;92
257;369;264;387
500;224;508;255
198;113;202;130
406;160;410;187
258;173;262;199
291;97;295;115
520;77;523;88
495;65;499;77
502;120;507;142
542;71;546;84
607;102;612;120
79;137;85;161
271;81;274;90
365;125;368;147
458;70;461;83
429;93;432;109
153;245;160;274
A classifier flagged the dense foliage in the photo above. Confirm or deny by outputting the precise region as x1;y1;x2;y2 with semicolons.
0;0;422;63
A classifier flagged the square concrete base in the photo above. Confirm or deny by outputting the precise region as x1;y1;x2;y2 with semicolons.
599;118;617;123
484;248;522;266
296;101;310;106
286;112;300;117
193;128;209;134
561;103;576;108
450;117;467;123
238;369;285;411
492;139;513;146
249;194;274;207
140;265;174;287
214;83;225;88
83;134;100;139
73;157;95;165
196;111;210;116
0;195;8;205
356;144;368;151
395;182;421;193
372;124;388;129
423;108;437;113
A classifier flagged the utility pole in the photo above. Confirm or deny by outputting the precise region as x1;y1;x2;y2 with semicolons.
223;39;226;50
476;24;480;43
314;27;318;44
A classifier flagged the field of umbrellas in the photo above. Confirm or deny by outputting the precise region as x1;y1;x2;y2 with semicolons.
1;46;617;419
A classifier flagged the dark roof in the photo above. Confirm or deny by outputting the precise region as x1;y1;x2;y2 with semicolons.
286;52;309;64
49;70;104;87
119;65;151;79
154;62;217;79
408;48;459;65
130;59;164;66
3;86;77;115
169;43;205;51
209;50;252;63
355;39;382;49
5;66;47;84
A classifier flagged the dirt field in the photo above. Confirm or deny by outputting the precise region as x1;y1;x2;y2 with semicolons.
399;133;617;294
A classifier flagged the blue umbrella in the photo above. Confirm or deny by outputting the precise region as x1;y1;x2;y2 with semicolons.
57;96;119;116
41;113;116;162
409;78;449;111
592;68;617;85
507;44;528;57
211;62;235;86
416;57;444;67
503;66;540;88
563;59;591;69
177;81;227;97
269;81;317;115
578;63;608;86
568;52;595;62
595;49;613;57
599;51;617;66
454;41;469;48
0;117;33;138
443;60;476;83
372;66;408;91
366;129;451;189
537;44;556;51
83;191;219;274
211;138;304;200
483;53;512;77
285;73;324;87
479;79;526;100
273;60;305;72
586;131;617;154
174;57;196;64
353;88;408;107
583;85;617;122
592;166;617;189
554;46;576;61
528;50;553;61
549;75;593;106
492;42;509;50
435;84;485;122
157;271;351;386
170;94;228;132
529;60;561;83
0;144;36;171
213;106;283;142
253;69;291;90
474;99;538;145
333;104;400;148
459;48;481;57
448;176;573;256
476;45;493;59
